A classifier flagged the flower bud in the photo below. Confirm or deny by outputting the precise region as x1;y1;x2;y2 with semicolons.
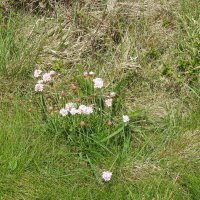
71;83;77;91
80;121;86;127
48;106;53;111
107;120;112;126
75;98;81;103
61;91;65;97
110;92;116;98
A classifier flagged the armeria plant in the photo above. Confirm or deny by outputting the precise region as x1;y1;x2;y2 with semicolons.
33;66;131;158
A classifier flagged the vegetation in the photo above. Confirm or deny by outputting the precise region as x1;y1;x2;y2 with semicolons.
0;0;200;199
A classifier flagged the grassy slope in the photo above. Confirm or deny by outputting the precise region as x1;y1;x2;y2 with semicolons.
0;0;200;199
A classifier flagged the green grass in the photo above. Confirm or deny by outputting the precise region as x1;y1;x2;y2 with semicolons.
1;97;199;199
0;0;200;199
0;12;43;79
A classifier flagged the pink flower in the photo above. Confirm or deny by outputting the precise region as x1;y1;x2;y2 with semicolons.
65;103;75;111
35;83;44;92
42;73;52;82
123;115;130;123
105;99;112;107
59;108;68;116
78;105;93;115
102;171;112;182
78;105;87;113
84;106;93;115
34;69;42;78
70;108;80;115
93;78;103;88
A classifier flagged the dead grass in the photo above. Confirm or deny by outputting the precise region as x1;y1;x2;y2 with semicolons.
27;0;186;121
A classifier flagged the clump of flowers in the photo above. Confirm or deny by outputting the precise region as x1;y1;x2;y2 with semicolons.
33;67;131;183
59;104;94;116
33;69;56;92
33;68;130;130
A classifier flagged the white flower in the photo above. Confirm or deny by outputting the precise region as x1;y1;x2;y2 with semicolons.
102;171;112;182
34;69;42;78
59;108;68;116
78;105;87;113
89;71;95;76
93;78;103;88
123;115;130;123
70;108;80;115
35;83;44;92
78;105;93;115
43;73;52;82
83;71;88;76
65;103;75;111
37;80;43;84
105;99;113;107
49;70;56;75
84;106;93;115
110;92;116;98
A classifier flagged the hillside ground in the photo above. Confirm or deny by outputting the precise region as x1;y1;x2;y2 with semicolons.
0;1;200;199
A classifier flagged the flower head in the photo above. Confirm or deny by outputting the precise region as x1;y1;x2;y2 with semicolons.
34;69;42;78
35;83;44;92
78;105;87;113
70;108;80;115
43;73;52;82
123;115;130;123
102;171;112;182
84;106;93;115
93;78;103;89
65;103;75;111
79;105;93;115
105;99;113;107
59;108;68;117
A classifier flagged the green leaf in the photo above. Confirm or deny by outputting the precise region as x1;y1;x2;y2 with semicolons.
101;126;124;142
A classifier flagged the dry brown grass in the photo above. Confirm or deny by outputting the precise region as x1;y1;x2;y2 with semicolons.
1;0;195;119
